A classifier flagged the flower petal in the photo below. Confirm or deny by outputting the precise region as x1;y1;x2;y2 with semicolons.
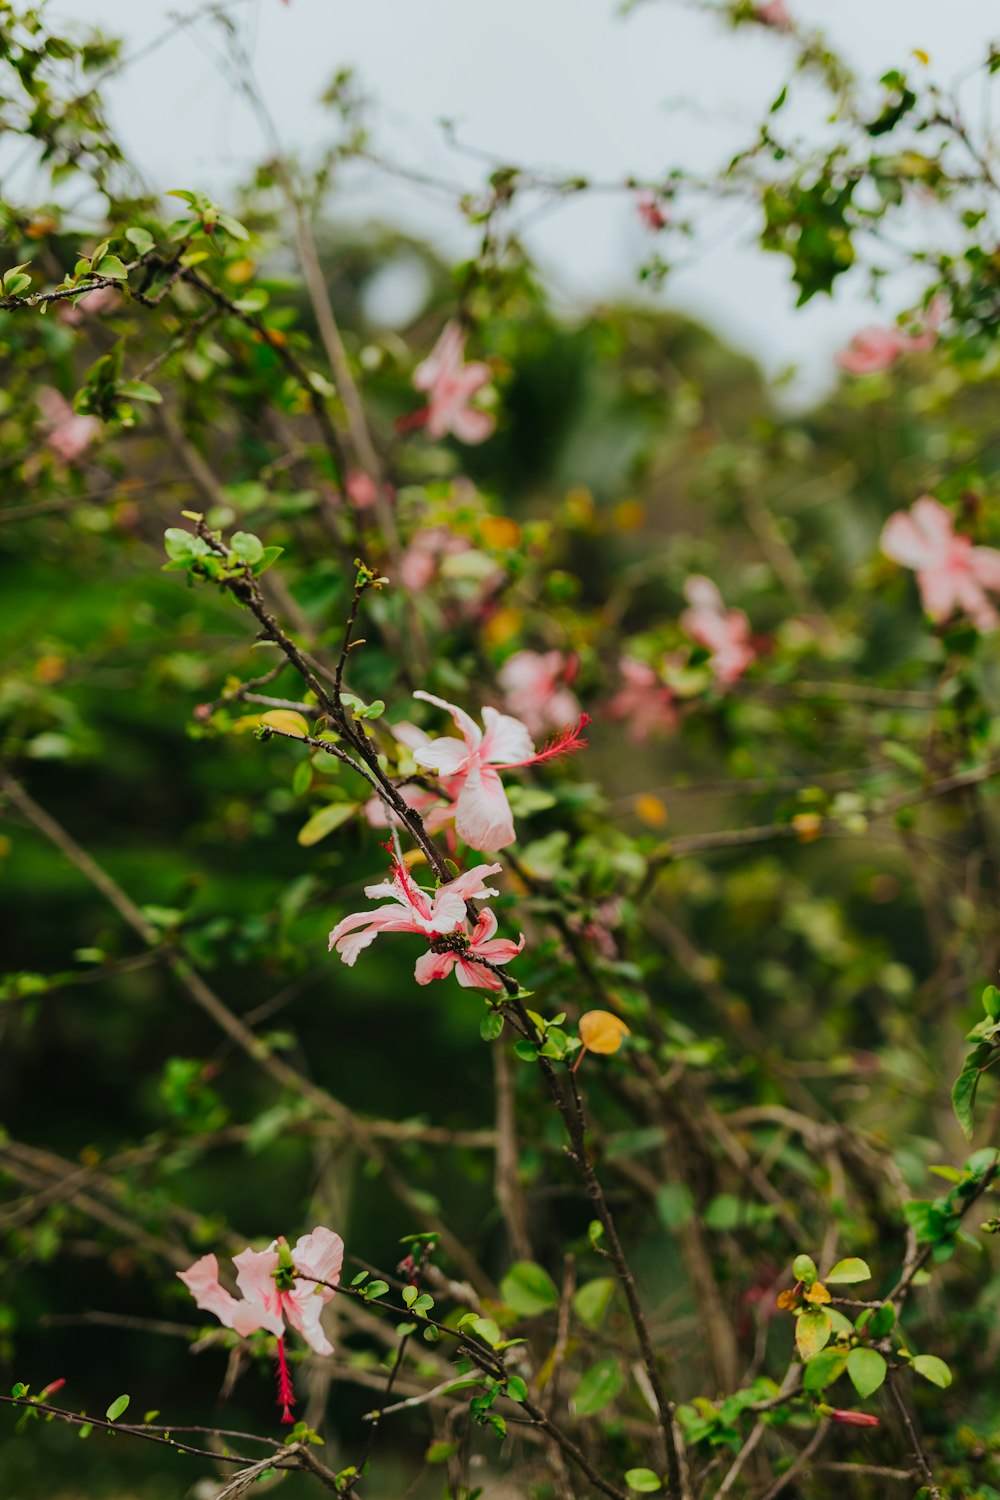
415;949;457;984
479;707;535;766
177;1255;246;1332
413;690;482;748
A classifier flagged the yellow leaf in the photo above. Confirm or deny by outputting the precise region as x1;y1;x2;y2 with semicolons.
259;709;310;739
483;607;522;648
297;802;359;846
613;499;645;532
792;812;823;843
479;515;521;550
804;1281;831;1304
578;1010;631;1056
634;793;668;828
911;48;930;64
776;1289;798;1311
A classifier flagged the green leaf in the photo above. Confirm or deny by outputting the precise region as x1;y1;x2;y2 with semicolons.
230;531;264;565
573;1277;616;1330
253;545;284;575
499;1261;559;1317
164;527;196;560
868;1301;896;1338
847;1348;886;1399
912;1354;952;1388
364;1280;389;1300
655;1183;693;1230
572;1358;624;1416
106;1394;130;1422
984;985;1000;1021
118;380;161;405
96;255;128;281
792;1254;818;1287
467;1317;502;1348
795;1308;832;1361
825;1258;871;1285
480;1012;505;1042
402;1285;418;1308
802;1346;849;1392
625;1470;662;1493
297;802;358;847
506;1375;528;1403
125;227;154;254
952;1067;980;1142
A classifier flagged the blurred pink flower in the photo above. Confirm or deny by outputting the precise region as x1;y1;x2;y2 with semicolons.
606;657;677;743
755;0;792;26
400;526;471;591
498;650;580;737
412;691;589;850
636;192;668;231
37;387;100;464
179;1228;343;1361
837;300;943;375
56;285;120;327
414;908;525;992
411;321;495;444
681;577;756;685
328;854;503;967
881;495;1000;630
345;469;379;510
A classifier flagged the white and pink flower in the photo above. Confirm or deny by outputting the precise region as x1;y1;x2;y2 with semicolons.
410;321;495;444
498;650;580;738
178;1227;344;1422
328;855;504;968
681;577;756;686
414;908;525;992
412;691;589;850
881;495;1000;631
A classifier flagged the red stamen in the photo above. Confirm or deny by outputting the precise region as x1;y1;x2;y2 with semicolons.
394;406;430;435
275;1336;296;1424
495;714;591;769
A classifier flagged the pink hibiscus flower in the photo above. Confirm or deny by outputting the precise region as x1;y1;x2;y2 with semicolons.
178;1227;344;1422
414;908;525;992
636;192;668;231
410;321;495;444
606;657;677;743
411;691;589;850
328;855;504;968
681;577;756;686
498;650;580;738
37;387;100;464
362;722;459;833
881;495;1000;630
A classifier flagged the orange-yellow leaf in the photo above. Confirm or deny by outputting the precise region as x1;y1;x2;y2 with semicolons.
804;1281;831;1305
578;1010;631;1056
634;794;668;828
259;709;310;739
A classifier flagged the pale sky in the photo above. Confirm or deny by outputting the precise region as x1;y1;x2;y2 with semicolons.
43;0;1000;403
